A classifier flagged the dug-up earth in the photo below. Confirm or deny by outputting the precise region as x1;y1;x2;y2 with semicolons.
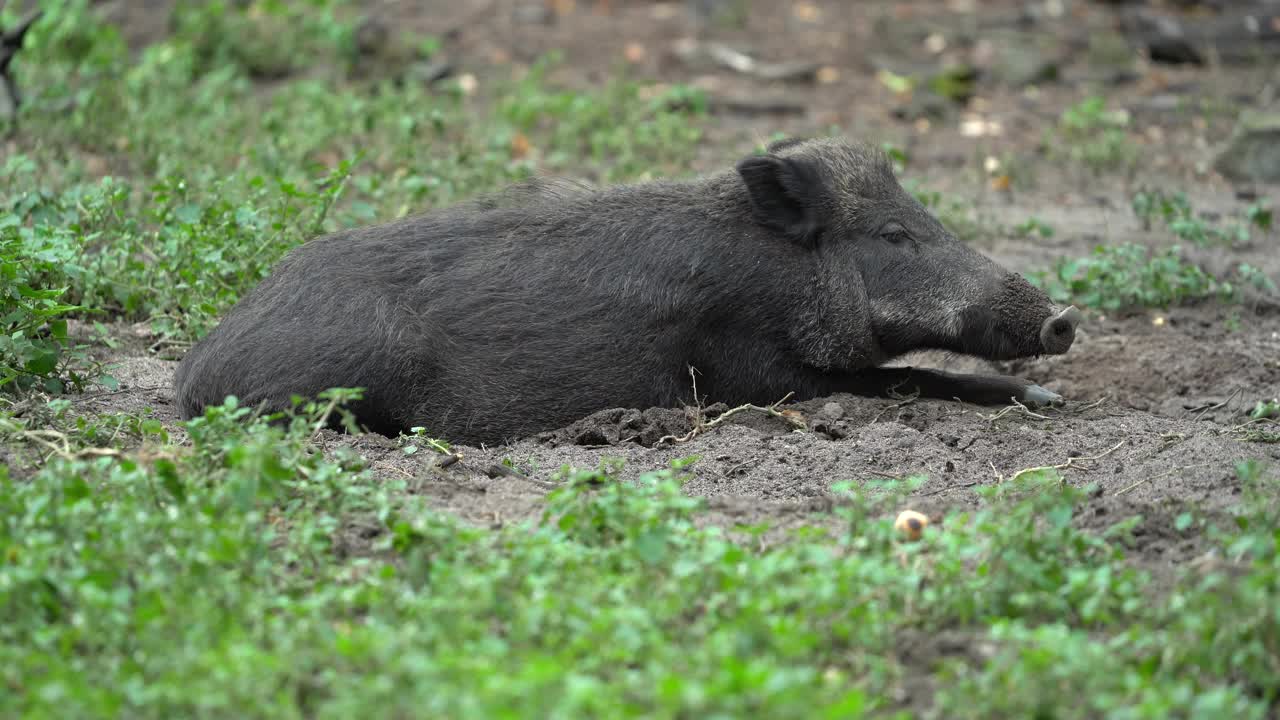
88;0;1280;560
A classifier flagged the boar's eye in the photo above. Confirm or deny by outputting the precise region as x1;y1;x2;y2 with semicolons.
879;223;912;245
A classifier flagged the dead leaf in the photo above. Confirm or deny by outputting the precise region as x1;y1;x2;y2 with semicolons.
624;42;646;63
510;132;531;160
793;2;820;22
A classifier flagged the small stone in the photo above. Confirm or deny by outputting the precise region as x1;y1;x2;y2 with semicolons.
820;402;845;421
1214;110;1280;184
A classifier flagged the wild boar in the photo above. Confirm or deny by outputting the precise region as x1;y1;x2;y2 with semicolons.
174;136;1080;445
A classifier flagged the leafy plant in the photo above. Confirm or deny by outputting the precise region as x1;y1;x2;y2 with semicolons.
1013;216;1055;239
1029;243;1269;311
1050;96;1139;174
1131;188;1268;248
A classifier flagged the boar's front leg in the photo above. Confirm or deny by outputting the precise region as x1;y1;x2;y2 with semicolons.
830;366;1063;408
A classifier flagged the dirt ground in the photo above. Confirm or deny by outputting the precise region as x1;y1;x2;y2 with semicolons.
84;0;1280;560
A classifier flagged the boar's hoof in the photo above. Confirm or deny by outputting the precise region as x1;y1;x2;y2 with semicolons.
1021;384;1064;408
1039;305;1082;355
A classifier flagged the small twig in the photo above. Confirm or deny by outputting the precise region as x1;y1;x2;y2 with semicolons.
12;427;124;462
657;391;802;445
871;392;919;424
1113;462;1216;496
998;440;1127;484
1067;395;1110;414
1010;398;1051;420
979;397;1051;426
65;386;163;403
1188;387;1244;422
148;337;193;354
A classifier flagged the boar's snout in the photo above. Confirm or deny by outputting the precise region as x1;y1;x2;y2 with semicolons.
1039;305;1081;355
960;273;1082;361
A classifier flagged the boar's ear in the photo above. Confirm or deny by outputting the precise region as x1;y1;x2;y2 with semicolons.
736;153;825;245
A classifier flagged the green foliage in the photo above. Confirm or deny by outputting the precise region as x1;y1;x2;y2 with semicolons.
1251;399;1280;420
5;3;1280;715
904;182;985;243
497;55;707;182
0;215;84;392
1;0;705;398
1050;96;1139;174
1013;216;1055;239
1030;243;1273;312
171;0;358;80
934;621;1265;720
1132;188;1272;248
2;401;1275;717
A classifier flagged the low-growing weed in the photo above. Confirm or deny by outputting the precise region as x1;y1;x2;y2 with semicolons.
1050;96;1139;175
1251;399;1280;420
5;422;1274;717
1132;188;1272;248
1013;216;1055;239
1;2;707;401
1030;243;1272;311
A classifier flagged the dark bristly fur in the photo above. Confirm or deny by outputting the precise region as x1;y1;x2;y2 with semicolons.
174;137;1078;445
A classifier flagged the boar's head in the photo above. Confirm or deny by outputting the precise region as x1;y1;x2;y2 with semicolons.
736;136;1080;369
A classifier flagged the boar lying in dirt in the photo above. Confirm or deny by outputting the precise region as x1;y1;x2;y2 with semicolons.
175;136;1081;445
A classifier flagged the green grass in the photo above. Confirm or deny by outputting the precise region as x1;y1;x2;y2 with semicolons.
2;397;1278;717
2;1;1280;716
0;0;705;390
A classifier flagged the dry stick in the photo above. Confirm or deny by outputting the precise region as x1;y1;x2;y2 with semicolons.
1112;462;1216;497
658;391;803;445
871;392;920;424
1225;417;1280;439
1188;387;1244;422
997;439;1128;485
16;428;123;462
1067;395;1110;414
979;398;1051;426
